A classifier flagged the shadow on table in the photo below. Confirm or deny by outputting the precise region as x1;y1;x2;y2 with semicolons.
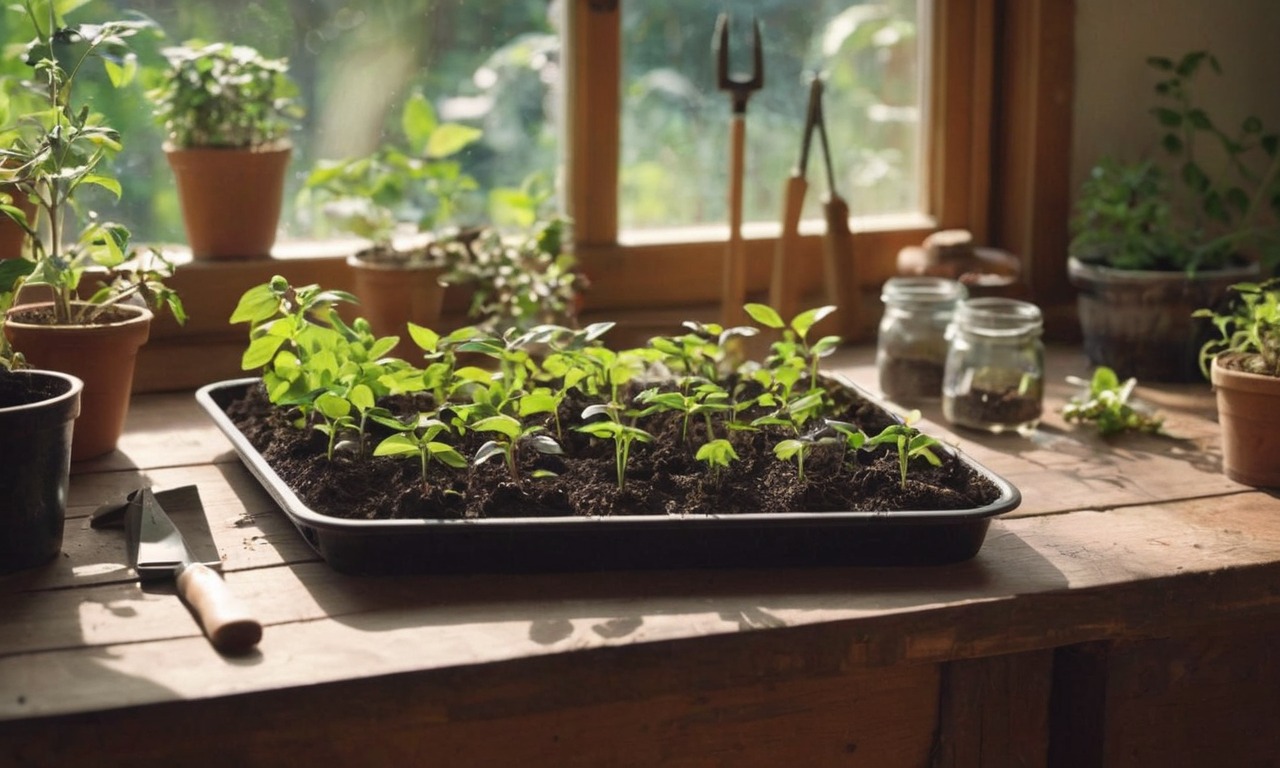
290;520;1065;648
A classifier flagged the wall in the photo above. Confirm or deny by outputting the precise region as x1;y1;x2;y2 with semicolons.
1071;0;1280;197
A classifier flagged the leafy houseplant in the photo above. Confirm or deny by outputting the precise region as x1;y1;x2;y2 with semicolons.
0;1;182;461
194;278;1021;573
440;213;585;334
301;91;482;339
149;40;303;260
1195;278;1280;487
1068;51;1280;382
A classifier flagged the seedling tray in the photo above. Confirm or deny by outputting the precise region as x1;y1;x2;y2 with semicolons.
197;378;1021;575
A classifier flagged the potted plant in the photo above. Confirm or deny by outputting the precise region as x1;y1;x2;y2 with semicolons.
440;211;585;335
1068;51;1280;382
300;91;482;340
148;40;303;260
0;279;82;573
0;1;184;461
193;277;1021;574
1195;278;1280;487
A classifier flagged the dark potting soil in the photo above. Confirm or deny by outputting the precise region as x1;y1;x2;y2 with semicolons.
878;355;945;403
0;369;66;406
947;386;1041;428
223;381;1002;522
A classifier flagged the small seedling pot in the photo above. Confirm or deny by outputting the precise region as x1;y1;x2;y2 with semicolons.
0;369;82;572
1211;356;1280;488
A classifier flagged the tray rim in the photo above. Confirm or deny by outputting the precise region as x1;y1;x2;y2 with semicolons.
196;376;1022;537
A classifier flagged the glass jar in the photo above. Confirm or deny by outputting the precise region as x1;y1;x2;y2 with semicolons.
876;277;967;403
942;298;1044;435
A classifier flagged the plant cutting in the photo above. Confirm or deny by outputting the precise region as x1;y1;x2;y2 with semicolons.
149;40;303;259
0;1;183;461
1061;366;1164;437
196;277;1021;574
1068;50;1280;382
300;91;482;339
1194;278;1280;486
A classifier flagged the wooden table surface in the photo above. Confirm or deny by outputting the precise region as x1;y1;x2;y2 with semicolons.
4;345;1279;767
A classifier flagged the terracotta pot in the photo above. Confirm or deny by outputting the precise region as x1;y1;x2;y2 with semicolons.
1211;356;1280;488
4;302;152;461
0;369;82;572
0;183;36;260
165;143;291;260
347;253;447;343
1069;257;1259;382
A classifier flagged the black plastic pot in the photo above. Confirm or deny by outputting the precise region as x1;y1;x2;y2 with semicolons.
197;378;1022;575
0;369;82;573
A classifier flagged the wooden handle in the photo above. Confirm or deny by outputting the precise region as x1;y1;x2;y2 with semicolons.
823;194;859;339
769;174;808;321
721;116;747;328
176;562;263;655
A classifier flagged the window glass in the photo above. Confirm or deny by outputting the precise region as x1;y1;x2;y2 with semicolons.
0;1;561;244
619;0;922;231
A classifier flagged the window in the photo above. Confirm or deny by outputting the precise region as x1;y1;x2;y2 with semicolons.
3;0;1073;353
617;0;922;231
568;0;1074;327
1;1;563;244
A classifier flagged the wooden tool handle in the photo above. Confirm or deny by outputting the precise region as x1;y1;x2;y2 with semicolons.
721;115;747;328
176;562;263;655
823;194;859;339
769;175;808;321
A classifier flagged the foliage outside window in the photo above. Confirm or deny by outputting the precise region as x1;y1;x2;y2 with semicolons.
1;0;924;252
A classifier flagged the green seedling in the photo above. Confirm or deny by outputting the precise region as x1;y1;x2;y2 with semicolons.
373;417;468;492
473;414;563;484
637;382;731;443
695;438;739;484
1195;278;1280;377
1062;366;1164;436
745;303;841;390
773;437;813;482
825;419;868;468
865;411;943;489
577;403;654;490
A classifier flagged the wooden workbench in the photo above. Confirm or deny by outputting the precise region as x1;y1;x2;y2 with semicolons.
3;346;1278;767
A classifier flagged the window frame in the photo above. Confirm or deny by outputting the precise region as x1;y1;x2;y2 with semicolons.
140;0;1075;391
563;0;1074;339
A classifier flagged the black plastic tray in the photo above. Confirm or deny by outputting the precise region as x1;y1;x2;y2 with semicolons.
197;378;1021;574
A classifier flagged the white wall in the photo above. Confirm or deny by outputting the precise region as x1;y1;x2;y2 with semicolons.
1072;0;1280;196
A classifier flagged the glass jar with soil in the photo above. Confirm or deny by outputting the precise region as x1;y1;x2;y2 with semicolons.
876;277;967;403
942;298;1044;435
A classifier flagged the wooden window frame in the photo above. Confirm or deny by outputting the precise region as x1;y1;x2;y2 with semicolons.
564;0;1075;340
138;0;1074;391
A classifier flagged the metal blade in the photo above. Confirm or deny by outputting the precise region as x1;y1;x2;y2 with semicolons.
127;488;196;581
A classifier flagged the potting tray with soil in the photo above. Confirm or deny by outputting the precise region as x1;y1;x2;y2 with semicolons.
197;374;1020;575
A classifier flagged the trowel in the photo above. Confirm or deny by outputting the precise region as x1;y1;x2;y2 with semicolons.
125;487;262;655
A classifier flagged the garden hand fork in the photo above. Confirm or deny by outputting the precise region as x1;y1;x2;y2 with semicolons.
715;13;763;328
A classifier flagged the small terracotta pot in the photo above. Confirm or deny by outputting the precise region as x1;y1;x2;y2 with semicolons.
0;369;82;572
4;302;152;461
1211;356;1280;488
347;253;447;343
165;143;291;260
